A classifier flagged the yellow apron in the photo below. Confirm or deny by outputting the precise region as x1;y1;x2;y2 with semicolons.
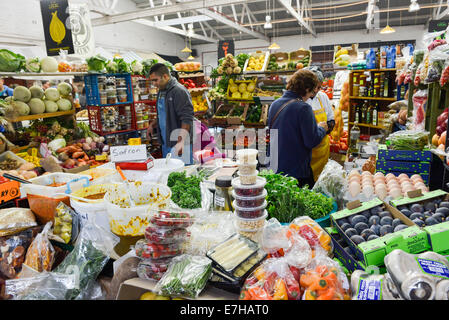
311;96;330;182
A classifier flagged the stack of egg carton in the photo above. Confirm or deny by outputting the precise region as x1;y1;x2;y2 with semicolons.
231;149;268;242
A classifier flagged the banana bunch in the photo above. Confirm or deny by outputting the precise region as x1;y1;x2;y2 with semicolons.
16;151;41;167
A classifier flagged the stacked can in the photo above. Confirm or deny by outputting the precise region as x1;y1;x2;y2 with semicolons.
134;209;193;281
231;149;268;242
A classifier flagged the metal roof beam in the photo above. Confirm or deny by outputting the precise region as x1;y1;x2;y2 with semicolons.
196;7;269;42
278;0;316;37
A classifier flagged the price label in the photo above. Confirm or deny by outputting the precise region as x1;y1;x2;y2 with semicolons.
110;145;147;162
128;138;141;145
96;154;107;161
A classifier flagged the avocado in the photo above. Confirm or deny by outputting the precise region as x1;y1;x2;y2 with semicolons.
361;228;375;240
367;234;380;241
392;218;402;229
354;222;369;234
370;224;381;235
410;212;424;221
424;202;437;212
439;201;449;209
350;215;368;227
380;225;393;236
436;207;449;217
380;216;393;226
350;235;366;245
379;211;392;219
423;211;433;219
410;204;424;213
433;212;445;223
400;209;412;217
425;216;439;226
345;228;358;238
369;215;381;225
413;218;425;227
361;210;371;219
341;223;353;232
394;224;408;232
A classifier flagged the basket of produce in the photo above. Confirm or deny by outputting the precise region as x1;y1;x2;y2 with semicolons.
243;104;268;128
289;49;312;70
210;104;233;127
333;44;358;68
243;51;270;72
227;105;247;125
215;54;244;76
226;78;256;101
266;52;289;72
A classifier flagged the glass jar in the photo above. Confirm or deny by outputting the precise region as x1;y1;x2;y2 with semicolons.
214;176;233;211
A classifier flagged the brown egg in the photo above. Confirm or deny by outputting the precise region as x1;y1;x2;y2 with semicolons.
386;173;396;180
349;169;361;179
398;173;409;180
349;181;361;197
389;186;402;199
349;176;361;185
374;172;385;179
410;174;422;181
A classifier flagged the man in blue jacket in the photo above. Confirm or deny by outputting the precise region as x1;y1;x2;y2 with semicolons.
148;63;194;164
268;69;328;187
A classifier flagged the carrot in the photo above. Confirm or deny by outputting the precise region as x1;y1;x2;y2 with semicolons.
247;287;272;300
83;154;89;161
72;151;85;159
56;147;69;153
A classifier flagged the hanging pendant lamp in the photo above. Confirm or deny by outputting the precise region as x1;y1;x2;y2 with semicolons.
380;0;395;34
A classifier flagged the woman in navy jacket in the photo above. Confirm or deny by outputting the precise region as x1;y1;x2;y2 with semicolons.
268;69;328;188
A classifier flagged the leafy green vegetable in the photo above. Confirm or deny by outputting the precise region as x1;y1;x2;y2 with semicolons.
0;49;25;72
386;130;429;151
236;53;250;69
156;255;212;299
259;170;334;223
167;171;206;209
86;55;107;72
246;105;262;123
231;106;245;117
113;58;131;74
142;59;159;77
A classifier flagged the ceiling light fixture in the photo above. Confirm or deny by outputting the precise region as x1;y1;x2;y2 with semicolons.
268;42;280;50
187;23;194;37
187;55;195;60
264;15;272;29
380;0;395;34
409;0;420;12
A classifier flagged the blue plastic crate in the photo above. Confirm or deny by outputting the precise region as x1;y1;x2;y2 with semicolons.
376;160;431;174
377;144;431;162
84;73;133;106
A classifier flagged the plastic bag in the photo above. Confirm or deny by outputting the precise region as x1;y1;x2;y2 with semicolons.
155;254;212;299
5;271;77;300
386;129;430;150
424;48;448;84
350;270;392;300
300;254;350;300
384;249;449;300
53;219;119;300
440;60;449;87
412;89;428;131
240;257;301;300
21;222;55;273
313;160;347;209
0;208;37;237
422;30;447;51
0;226;42;279
50;202;80;244
286;216;333;254
260;218;290;258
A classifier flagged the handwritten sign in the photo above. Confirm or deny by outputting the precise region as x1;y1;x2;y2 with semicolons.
110;145;147;162
128;138;141;145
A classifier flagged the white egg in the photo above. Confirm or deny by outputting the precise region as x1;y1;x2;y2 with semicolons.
399;176;410;184
387;180;400;190
386;173;396;180
361;171;372;177
418;186;429;193
402;185;415;195
398;173;409;180
413;178;424;185
349;176;361;185
414;182;427;189
401;181;413;189
349;181;361;197
389;187;403;199
374;172;384;179
363;185;374;198
410;174;422;181
362;181;374;188
375;184;388;200
349;169;361;178
374;180;386;188
362;176;374;184
385;175;397;184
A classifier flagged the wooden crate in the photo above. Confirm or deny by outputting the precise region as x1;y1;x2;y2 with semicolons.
227;105;248;125
209;104;234;127
243;104;269;128
289;49;312;69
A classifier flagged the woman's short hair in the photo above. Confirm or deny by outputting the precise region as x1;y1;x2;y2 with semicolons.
286;69;320;97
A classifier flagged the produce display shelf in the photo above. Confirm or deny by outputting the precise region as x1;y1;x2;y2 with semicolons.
179;73;205;78
244;70;296;76
349;96;397;101
0;72;89;77
348;122;385;129
188;87;210;93
8;110;75;122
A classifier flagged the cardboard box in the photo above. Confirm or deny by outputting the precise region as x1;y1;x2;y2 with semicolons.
331;198;430;267
116;277;239;300
268;52;289;70
376;170;429;185
376;160;430;174
390;189;449;254
243;51;270;72
377;144;432;162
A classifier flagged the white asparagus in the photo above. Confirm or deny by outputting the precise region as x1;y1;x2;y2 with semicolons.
212;241;247;262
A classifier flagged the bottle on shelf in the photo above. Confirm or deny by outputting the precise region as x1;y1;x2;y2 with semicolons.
372;102;379;126
366;101;372;125
383;76;390;98
349;122;361;154
354;103;360;123
360;100;368;124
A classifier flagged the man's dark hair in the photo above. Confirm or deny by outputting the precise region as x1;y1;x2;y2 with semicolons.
149;63;171;77
286;69;320;98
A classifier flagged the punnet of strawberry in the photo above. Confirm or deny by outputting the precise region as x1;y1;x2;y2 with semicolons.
149;210;193;228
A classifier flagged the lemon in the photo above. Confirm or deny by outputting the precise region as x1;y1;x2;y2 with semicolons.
140;291;157;300
155;295;171;300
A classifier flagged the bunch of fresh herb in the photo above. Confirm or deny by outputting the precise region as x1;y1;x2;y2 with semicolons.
167;171;206;209
259;170;333;223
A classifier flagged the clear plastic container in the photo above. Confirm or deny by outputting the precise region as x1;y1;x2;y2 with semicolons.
149;209;194;229
145;223;190;244
118;94;128;103
233;200;267;219
232;176;266;197
232;189;267;208
236;149;258;163
107;95;117;104
235;210;267;230
236;225;265;243
137;120;145;130
99;91;107;104
237;170;259;185
136;258;172;281
237;160;258;175
116;87;127;96
106;88;116;97
134;239;183;259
